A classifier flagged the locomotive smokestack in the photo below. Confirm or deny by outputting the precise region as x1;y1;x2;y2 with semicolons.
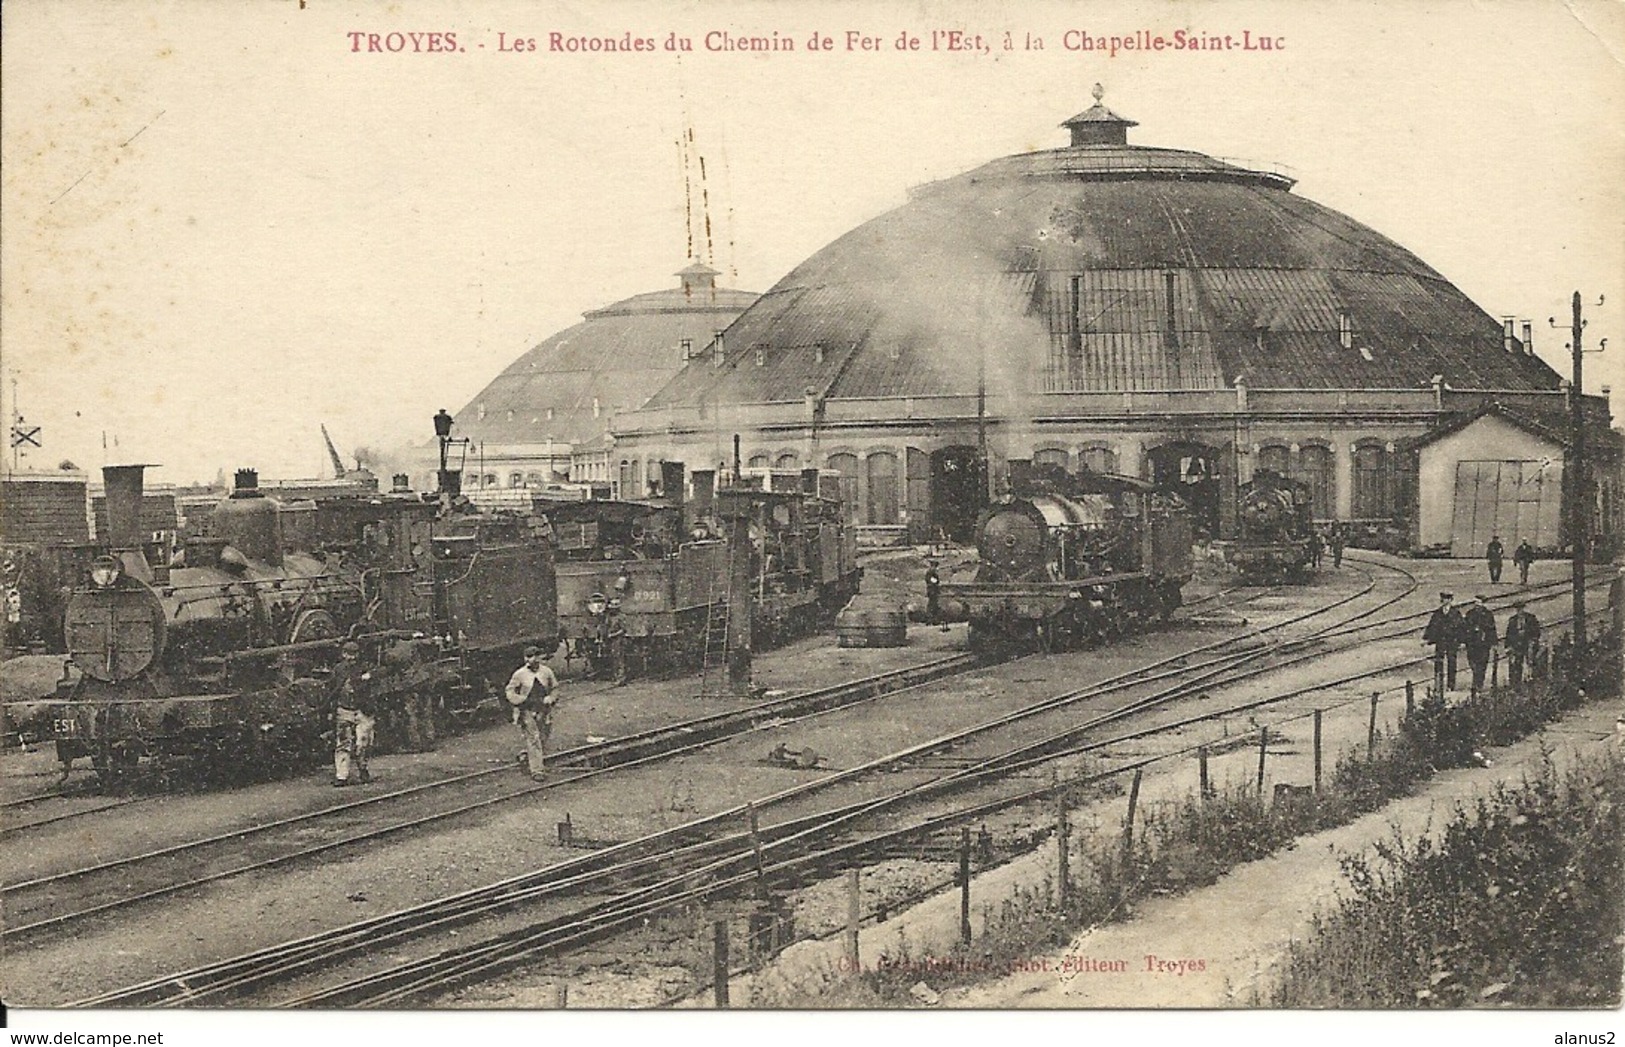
661;461;686;507
801;467;821;495
233;468;260;494
690;468;716;517
102;464;147;550
1008;459;1034;497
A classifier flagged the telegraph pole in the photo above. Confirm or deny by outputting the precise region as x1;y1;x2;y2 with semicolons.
1570;291;1587;670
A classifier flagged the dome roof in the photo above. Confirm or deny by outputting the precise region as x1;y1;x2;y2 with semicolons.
647;105;1559;410
455;264;756;445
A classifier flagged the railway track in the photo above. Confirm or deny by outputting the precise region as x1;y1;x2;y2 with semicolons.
5;571;1342;939
1;651;979;939
70;554;1472;1006
49;562;1602;1005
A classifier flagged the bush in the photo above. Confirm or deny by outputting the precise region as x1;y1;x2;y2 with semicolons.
1268;752;1625;1008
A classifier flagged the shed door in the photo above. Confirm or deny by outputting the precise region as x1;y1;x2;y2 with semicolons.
1450;460;1563;557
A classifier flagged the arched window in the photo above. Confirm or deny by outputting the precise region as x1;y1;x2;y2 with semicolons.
866;452;900;525
1078;446;1117;474
1256;445;1290;477
1033;448;1070;471
617;459;635;500
826;453;861;525
1352;442;1393;521
509;472;524;488
747;453;771;470
1295;445;1334;521
775;453;799;470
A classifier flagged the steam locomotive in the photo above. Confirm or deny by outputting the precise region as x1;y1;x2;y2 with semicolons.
941;470;1194;653
35;446;860;785
1230;470;1316;582
45;465;558;783
546;463;860;680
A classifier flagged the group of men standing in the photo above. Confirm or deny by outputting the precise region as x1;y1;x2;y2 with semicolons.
1423;592;1543;695
1306;525;1345;570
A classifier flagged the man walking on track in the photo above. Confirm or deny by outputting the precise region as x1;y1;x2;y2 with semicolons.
1423;591;1463;694
332;641;376;787
1462;594;1498;696
1486;536;1504;583
506;645;559;781
1504;601;1541;688
1514;539;1536;585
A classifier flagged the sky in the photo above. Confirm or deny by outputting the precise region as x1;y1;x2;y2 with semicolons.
3;0;1624;486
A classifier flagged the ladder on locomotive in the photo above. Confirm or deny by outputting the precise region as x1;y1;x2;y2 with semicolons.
697;540;736;697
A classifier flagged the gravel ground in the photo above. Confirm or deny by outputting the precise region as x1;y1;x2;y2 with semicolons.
673;557;1598;1008
0;610;964;1005
1;554;1585;1009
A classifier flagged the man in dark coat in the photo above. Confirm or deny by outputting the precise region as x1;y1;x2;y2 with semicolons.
1513;539;1536;585
1462;594;1498;696
1328;526;1345;569
924;559;941;623
1422;591;1463;693
1503;601;1541;688
1486;536;1504;583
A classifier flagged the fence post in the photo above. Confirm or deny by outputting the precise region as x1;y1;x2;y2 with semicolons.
1368;692;1379;758
1405;679;1416;716
845;867;861;974
713;919;730;1008
747;802;765;883
1313;709;1323;794
1198;745;1211;800
1492;648;1500;690
1055;769;1071;907
1122;768;1143;864
1256;725;1268;794
959;826;972;944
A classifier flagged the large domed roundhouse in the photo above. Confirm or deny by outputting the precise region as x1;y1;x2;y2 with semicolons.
449;262;756;494
611;93;1614;551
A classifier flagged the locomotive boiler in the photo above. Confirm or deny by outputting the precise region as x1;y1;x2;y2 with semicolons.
942;471;1193;653
1231;470;1316;581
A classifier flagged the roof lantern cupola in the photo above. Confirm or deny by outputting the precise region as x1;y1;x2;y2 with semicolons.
1062;84;1138;147
677;259;720;296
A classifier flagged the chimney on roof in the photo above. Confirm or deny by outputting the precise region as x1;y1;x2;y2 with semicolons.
1062;84;1138;148
1503;317;1517;353
713;330;726;368
1521;320;1534;355
1338;310;1353;350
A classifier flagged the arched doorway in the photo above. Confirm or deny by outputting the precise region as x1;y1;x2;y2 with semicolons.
1297;444;1335;523
1351;442;1393;522
930;446;985;543
866;452;900;525
825;453;861;525
1149;441;1221;539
